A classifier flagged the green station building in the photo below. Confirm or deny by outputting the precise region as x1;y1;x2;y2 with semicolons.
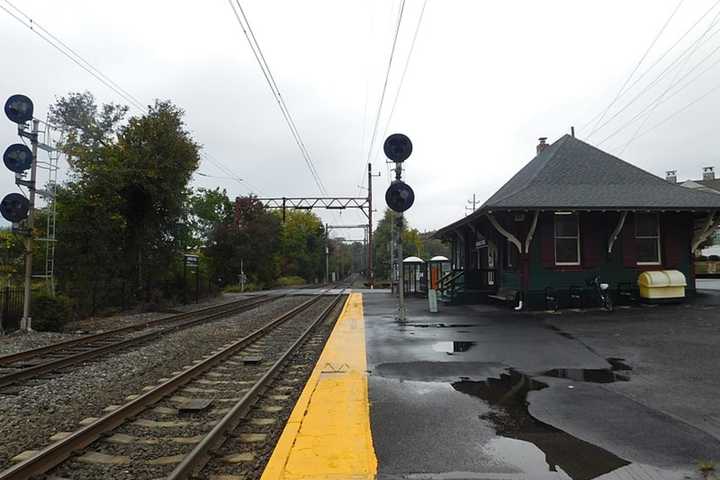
435;134;720;309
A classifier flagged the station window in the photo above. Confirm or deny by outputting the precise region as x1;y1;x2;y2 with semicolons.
554;212;580;265
636;213;661;265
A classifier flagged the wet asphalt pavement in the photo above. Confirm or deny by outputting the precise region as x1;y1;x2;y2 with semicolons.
362;289;720;480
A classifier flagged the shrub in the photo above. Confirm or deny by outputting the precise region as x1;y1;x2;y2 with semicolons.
31;292;74;332
709;255;720;261
696;255;709;261
224;282;262;293
276;276;306;287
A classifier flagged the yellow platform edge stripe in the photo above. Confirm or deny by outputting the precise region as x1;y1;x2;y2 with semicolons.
261;292;377;480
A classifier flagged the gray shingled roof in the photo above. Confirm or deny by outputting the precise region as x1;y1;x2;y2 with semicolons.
483;134;720;209
697;178;720;193
436;135;720;237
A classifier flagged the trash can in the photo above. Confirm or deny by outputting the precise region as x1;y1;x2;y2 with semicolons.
638;270;686;300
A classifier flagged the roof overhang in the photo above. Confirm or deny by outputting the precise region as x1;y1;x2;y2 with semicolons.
434;206;720;240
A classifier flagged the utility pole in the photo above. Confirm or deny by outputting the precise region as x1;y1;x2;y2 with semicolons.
20;119;39;331
325;223;330;284
465;193;477;216
367;163;380;289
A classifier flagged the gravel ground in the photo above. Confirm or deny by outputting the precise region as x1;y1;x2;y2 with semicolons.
0;295;308;470
0;294;252;357
0;331;80;356
64;293;245;333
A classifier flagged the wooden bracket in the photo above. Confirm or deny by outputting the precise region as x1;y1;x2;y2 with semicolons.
692;211;719;253
524;211;539;253
487;213;522;253
608;211;628;254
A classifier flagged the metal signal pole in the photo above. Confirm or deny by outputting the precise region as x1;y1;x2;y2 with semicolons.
393;162;406;321
20;119;39;331
367;163;380;289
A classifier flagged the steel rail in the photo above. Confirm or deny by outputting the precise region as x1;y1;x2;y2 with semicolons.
0;295;273;366
0;295;279;389
0;292;330;480
167;291;347;480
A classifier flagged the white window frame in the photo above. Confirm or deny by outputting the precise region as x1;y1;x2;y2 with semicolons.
636;213;661;265
554;212;580;266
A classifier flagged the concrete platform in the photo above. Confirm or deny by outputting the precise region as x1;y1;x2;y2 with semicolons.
262;290;720;480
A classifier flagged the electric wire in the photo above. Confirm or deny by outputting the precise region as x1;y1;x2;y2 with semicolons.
584;0;685;135
3;0;146;112
373;0;428;167
1;1;259;201
587;5;720;139
616;20;720;152
227;0;327;196
0;2;146;113
612;76;720;147
366;0;407;176
582;0;720;135
0;2;253;197
597;31;720;147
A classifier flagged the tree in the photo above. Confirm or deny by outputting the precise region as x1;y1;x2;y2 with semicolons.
50;94;200;311
277;210;325;283
48;91;128;170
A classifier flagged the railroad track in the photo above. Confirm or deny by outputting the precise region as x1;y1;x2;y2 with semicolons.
0;294;279;391
0;289;346;480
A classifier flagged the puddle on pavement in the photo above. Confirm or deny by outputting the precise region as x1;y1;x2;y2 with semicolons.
452;370;630;479
542;357;632;384
607;357;632;371
431;341;476;354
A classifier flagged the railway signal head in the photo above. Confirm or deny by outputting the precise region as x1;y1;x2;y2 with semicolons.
3;144;33;173
383;133;412;162
4;94;34;124
0;192;30;222
385;180;415;213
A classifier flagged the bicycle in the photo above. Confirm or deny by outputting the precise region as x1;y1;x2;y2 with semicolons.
587;274;614;312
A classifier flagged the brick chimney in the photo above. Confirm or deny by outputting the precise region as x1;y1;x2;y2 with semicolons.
536;137;548;154
703;166;715;181
665;170;677;183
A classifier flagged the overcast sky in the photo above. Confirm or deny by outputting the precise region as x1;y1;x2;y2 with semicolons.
2;0;720;240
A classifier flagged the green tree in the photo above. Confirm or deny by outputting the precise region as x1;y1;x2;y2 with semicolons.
50;93;200;312
206;196;281;288
372;209;426;280
277;210;325;283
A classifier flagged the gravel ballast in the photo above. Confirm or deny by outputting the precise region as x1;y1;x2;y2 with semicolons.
0;295;308;469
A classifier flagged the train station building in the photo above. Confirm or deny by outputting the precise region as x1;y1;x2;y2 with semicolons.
435;134;720;308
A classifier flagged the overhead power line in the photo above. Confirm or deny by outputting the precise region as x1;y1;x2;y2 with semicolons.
586;0;720;139
373;0;428;167
610;78;720;149
227;0;327;196
1;1;257;196
584;0;685;135
366;0;407;176
588;6;720;139
606;28;720;150
0;0;146;113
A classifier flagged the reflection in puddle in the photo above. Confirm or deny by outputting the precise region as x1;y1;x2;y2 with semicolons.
452;370;630;479
542;368;629;383
432;341;476;354
543;357;632;384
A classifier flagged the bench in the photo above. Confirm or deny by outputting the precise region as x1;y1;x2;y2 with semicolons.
487;288;519;303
